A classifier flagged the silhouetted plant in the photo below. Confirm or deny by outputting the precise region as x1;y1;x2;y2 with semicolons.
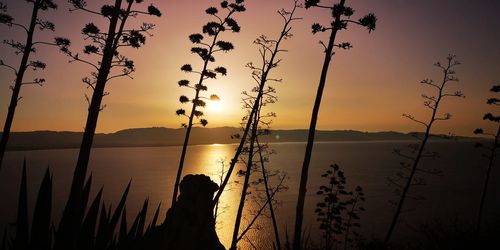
212;0;299;220
172;0;246;208
0;0;60;171
473;84;499;233
225;3;299;249
384;55;465;244
314;164;365;250
213;158;230;224
342;186;365;250
293;1;376;249
5;159;161;250
235;171;287;247
53;1;160;248
3;160;54;250
231;88;288;250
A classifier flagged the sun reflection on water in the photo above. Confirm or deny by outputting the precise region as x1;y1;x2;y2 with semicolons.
189;144;242;248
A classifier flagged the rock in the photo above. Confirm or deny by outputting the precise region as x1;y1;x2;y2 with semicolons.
154;174;225;250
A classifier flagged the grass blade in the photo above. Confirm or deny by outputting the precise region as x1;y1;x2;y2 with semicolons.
29;167;52;250
14;159;29;250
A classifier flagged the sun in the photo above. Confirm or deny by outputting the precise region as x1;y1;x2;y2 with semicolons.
208;99;224;112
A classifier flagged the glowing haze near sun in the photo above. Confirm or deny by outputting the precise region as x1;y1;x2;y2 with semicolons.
0;0;499;136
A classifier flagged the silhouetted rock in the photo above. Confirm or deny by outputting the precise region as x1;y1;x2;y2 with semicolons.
142;174;224;250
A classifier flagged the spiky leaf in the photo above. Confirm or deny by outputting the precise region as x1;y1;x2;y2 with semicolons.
78;187;103;249
14;160;29;249
136;199;149;237
30;168;52;250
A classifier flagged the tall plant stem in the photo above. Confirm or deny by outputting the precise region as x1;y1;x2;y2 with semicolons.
236;174;286;243
0;0;40;171
56;1;129;248
230;104;260;250
171;10;235;207
384;63;450;244
476;125;499;233
212;2;297;209
292;1;345;249
256;138;281;250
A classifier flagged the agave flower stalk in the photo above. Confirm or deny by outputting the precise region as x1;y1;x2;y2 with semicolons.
172;0;246;207
293;1;376;248
0;0;60;171
384;55;464;244
473;84;499;233
53;1;160;248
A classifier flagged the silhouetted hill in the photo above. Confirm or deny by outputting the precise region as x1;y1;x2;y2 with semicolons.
1;127;473;151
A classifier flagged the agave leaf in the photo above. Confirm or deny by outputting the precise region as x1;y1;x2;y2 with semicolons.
77;187;103;250
14;159;29;249
118;207;127;243
147;202;161;234
136;198;149;238
110;181;131;228
127;211;141;241
95;202;109;249
30;167;53;250
95;181;130;249
55;174;92;248
78;174;93;226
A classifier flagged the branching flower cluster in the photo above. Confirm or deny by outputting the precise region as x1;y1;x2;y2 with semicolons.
305;0;376;54
0;0;62;171
384;55;464;244
171;0;246;209
0;0;59;86
222;3;300;249
176;0;245;128
54;0;161;107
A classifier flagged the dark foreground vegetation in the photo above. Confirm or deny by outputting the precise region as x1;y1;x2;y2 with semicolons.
0;0;498;249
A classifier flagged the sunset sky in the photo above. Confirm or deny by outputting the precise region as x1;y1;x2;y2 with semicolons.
1;0;499;136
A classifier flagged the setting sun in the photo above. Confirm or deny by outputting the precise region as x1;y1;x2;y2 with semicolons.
208;99;224;112
0;0;499;249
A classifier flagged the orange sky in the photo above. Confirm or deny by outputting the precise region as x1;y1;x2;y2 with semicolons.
1;0;499;136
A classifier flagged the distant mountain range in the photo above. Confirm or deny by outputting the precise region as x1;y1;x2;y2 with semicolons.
1;127;473;151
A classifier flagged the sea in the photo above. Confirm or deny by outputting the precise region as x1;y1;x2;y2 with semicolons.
0;140;499;249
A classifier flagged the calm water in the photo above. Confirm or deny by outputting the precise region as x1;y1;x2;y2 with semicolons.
1;141;499;249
